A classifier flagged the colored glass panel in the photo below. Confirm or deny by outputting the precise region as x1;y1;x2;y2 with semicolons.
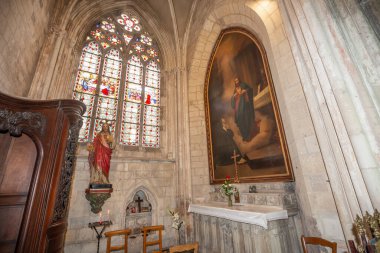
126;56;143;84
75;72;99;95
140;34;152;45
101;42;110;49
144;87;159;106
100;49;122;98
101;20;116;32
125;83;142;103
142;125;159;148
96;97;118;121
147;48;158;58
108;34;121;45
90;29;105;41
123;34;133;45
117;14;140;32
122;102;141;124
79;52;101;73
143;105;160;126
145;62;160;89
83;41;101;55
78;116;91;142
132;43;144;53
120;122;139;146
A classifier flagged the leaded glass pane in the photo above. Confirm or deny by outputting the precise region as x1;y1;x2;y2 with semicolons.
145;67;160;89
79;52;101;73
122;102;141;124
75;71;98;94
101;42;110;49
123;34;133;45
100;77;119;98
108;34;121;45
120;122;139;146
90;29;105;41
101;20;116;32
117;14;141;32
142;125;159;148
72;93;95;117
78;116;91;142
126;56;142;84
83;41;101;55
140;34;152;45
125;83;142;103
147;48;158;58
96;97;118;121
144;87;159;106
143;105;159;126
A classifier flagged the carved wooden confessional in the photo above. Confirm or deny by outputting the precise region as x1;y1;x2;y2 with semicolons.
0;92;85;253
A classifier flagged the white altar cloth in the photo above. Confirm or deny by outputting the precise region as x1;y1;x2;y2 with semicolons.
188;202;288;229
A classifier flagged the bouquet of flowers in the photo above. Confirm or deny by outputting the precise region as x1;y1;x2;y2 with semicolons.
168;209;184;230
220;175;235;197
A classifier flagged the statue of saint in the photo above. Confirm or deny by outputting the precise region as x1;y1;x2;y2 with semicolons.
87;122;114;184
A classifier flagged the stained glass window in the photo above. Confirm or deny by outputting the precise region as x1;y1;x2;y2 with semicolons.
72;13;161;148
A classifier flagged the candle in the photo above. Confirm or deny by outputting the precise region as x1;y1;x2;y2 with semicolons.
99;212;102;223
107;209;110;221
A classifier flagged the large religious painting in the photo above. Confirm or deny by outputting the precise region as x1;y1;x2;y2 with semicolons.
205;28;293;184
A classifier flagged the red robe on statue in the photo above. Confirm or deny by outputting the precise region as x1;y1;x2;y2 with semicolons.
92;134;112;179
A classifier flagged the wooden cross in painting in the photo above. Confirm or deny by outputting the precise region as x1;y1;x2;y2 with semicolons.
231;149;240;183
135;196;143;213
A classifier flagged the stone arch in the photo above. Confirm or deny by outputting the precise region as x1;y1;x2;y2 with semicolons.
123;185;159;226
184;0;344;242
29;0;176;100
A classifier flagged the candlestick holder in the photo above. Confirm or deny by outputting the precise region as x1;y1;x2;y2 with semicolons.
88;220;113;253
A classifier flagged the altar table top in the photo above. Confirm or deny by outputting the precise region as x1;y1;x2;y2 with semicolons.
188;202;288;229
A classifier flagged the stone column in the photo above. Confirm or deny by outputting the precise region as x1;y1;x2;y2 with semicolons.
278;0;380;242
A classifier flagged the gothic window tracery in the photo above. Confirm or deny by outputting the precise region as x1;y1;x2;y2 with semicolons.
73;13;161;148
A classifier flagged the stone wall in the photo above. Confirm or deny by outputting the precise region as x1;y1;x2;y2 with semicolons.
0;0;54;96
65;155;178;253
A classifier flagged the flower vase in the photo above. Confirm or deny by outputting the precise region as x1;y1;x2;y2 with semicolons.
228;195;233;207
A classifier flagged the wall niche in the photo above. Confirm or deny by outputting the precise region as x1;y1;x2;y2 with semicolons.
125;190;153;236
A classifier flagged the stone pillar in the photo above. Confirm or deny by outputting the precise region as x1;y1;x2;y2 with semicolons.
278;0;380;242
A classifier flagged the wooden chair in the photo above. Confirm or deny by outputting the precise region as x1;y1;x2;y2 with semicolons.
142;225;164;253
104;229;131;253
301;235;337;253
169;242;199;253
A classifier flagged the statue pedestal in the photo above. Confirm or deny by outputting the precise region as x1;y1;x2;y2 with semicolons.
85;187;113;214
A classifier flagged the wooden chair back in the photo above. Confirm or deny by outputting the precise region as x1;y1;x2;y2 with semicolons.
169;242;199;253
104;229;131;253
142;225;164;253
301;235;337;253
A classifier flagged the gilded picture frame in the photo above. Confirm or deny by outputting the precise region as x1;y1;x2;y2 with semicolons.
205;28;293;184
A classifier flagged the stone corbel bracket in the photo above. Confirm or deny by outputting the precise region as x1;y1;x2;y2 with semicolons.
85;188;113;214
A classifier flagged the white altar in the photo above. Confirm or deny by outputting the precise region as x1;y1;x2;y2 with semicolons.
188;202;288;229
188;185;301;253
